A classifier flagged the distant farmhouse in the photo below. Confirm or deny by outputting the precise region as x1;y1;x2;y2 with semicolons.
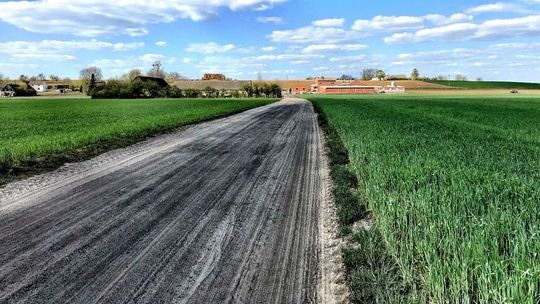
266;79;405;94
29;81;48;92
0;83;16;97
202;73;226;81
0;82;37;97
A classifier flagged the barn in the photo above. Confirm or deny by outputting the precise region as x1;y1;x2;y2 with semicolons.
319;85;377;94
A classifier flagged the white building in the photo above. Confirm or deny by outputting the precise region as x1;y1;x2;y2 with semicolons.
29;81;48;92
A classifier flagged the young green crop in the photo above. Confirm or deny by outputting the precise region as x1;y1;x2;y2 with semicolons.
426;80;540;90
309;94;540;303
0;98;275;184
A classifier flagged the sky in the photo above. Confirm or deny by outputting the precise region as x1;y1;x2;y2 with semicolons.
1;0;540;81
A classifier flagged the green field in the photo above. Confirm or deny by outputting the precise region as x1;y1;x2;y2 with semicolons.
0;98;275;184
308;95;540;303
426;80;540;90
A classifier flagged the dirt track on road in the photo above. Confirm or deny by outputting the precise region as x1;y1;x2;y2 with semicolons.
0;98;343;303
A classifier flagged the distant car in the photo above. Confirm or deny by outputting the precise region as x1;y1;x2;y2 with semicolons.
511;89;519;94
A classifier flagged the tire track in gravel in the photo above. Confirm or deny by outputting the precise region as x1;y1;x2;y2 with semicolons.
0;98;338;304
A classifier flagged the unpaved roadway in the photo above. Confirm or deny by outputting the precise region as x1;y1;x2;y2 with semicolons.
0;98;341;303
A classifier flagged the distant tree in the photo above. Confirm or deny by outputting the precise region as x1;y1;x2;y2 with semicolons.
411;68;420;80
80;67;103;81
361;68;377;80
19;75;29;83
0;72;3;81
49;75;60;81
89;74;97;92
35;73;46;81
387;74;409;80
476;77;483;81
147;61;166;78
80;67;103;93
436;75;447;80
124;69;142;81
337;74;356;80
376;70;386;80
455;74;467;81
166;72;187;81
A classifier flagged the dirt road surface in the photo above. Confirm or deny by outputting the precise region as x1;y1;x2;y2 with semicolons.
0;98;342;303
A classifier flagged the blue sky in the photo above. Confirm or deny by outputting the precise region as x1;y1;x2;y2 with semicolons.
1;0;540;81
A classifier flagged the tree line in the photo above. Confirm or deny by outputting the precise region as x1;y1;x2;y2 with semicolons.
333;68;475;82
89;79;282;99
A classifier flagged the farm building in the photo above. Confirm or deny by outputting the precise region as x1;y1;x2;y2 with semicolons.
0;83;16;97
202;74;227;81
133;76;170;88
311;79;337;92
318;81;405;94
29;81;48;92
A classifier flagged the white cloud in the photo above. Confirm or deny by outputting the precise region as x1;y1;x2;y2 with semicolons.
466;2;528;14
156;41;168;47
186;42;237;54
329;55;367;62
424;13;474;25
385;15;540;43
268;26;365;44
312;18;346;27
302;44;367;53
247;53;324;62
261;46;277;51
385;23;478;43
257;16;284;24
0;39;143;61
91;53;177;76
352;15;424;32
0;0;288;36
352;14;473;32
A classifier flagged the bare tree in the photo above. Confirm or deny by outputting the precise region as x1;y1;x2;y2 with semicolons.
80;67;103;93
19;75;29;83
49;75;60;81
361;68;377;80
455;74;467;81
0;72;4;81
166;72;187;81
80;67;103;81
147;61;166;78
126;69;142;81
436;75;447;80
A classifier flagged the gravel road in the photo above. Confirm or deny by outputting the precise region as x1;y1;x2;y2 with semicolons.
0;98;339;303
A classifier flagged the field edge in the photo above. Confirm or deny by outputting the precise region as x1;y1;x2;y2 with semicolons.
310;100;411;303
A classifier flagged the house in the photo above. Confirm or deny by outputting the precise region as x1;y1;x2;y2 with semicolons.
0;83;16;97
133;76;170;88
202;74;226;81
29;81;48;92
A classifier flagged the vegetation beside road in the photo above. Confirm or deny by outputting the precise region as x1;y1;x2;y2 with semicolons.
426;80;540;89
0;98;276;185
309;94;540;303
